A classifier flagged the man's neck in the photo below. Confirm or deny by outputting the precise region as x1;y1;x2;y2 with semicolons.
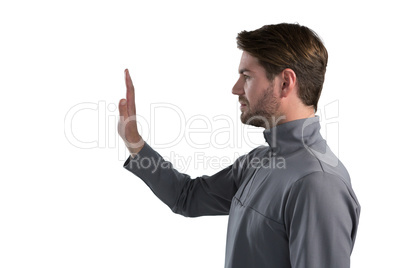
268;109;316;129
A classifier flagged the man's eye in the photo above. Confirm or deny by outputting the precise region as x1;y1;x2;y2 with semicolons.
244;75;250;80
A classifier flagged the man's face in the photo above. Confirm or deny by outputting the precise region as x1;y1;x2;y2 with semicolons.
232;51;281;128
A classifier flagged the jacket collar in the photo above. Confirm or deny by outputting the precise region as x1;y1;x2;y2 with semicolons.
263;116;323;156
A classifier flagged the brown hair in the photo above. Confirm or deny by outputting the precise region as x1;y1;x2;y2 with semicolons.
236;23;328;111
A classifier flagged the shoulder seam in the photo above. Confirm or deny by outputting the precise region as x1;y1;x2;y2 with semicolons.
291;171;360;207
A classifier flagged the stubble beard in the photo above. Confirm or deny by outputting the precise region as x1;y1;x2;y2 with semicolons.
240;85;281;129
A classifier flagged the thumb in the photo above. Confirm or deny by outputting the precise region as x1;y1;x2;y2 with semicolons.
119;99;128;119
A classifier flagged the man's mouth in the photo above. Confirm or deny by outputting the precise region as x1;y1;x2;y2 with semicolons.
240;102;247;110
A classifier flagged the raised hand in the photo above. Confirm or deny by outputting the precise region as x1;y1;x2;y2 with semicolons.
118;69;145;156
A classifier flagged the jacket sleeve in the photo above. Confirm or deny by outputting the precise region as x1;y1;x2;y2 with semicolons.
123;141;247;217
284;171;360;268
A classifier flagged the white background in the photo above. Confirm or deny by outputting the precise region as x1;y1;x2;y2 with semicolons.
1;0;401;267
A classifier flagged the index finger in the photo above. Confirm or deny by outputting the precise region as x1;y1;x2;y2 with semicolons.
125;69;136;116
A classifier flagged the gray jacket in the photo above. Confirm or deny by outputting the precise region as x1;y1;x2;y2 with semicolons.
123;116;360;267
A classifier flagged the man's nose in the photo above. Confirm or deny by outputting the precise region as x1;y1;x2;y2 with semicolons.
232;78;244;95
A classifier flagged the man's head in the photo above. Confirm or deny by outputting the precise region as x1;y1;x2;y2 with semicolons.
232;23;328;128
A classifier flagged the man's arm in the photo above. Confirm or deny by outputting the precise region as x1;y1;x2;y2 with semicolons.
123;141;246;217
118;69;246;217
284;172;360;268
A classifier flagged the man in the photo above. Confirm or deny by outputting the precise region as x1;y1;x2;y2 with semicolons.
118;23;360;268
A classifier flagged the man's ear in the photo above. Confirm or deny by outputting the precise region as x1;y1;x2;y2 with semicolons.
279;68;297;98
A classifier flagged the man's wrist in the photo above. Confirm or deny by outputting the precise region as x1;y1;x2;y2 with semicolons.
125;136;145;157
